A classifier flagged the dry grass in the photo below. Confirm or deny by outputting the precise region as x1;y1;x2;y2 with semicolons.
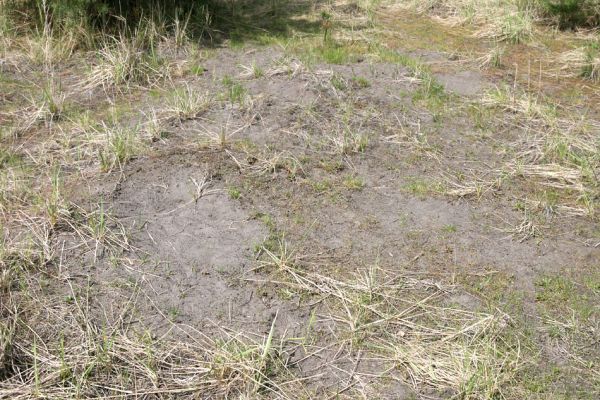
559;44;600;81
254;240;521;398
502;211;542;242
382;112;441;161
479;85;599;211
0;278;300;399
507;163;586;193
165;84;212;122
86;35;170;91
392;0;539;43
445;177;501;199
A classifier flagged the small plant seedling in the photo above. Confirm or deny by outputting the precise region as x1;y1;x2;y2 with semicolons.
311;179;331;193
228;186;241;199
442;224;457;233
167;307;180;321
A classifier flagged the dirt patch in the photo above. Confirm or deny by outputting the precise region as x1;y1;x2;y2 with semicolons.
60;153;307;337
435;70;488;96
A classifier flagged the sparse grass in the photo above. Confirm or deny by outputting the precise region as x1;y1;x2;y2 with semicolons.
16;0;78;67
400;0;544;43
2;1;599;398
375;46;446;109
256;238;522;398
480;85;599;212
0;289;297;399
283;36;368;67
21;31;77;66
533;271;599;386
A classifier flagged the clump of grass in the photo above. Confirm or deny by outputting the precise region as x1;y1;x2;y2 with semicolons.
498;11;535;44
221;76;248;105
239;62;264;79
0;1;13;41
0;148;20;168
196;119;250;151
351;76;370;88
327;125;369;155
142;108;169;142
23;80;66;129
404;177;443;198
321;11;333;44
505;210;542;242
310;179;332;193
44;165;64;226
581;41;600;80
190;65;207;75
445;176;500;199
98;123;141;172
343;175;364;190
228;186;241;199
330;74;347;91
86;33;168;90
478;45;505;69
166;85;211;122
318;43;351;64
238;150;304;178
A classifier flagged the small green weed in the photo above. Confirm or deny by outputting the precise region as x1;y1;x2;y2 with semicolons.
343;176;364;190
352;76;370;88
228;186;241;200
